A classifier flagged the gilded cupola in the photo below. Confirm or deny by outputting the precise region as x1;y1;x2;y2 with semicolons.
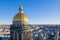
13;5;29;25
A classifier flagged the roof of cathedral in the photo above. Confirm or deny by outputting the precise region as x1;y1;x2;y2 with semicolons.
13;5;29;24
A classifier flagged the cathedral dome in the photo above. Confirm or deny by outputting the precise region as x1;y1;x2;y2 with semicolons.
13;5;29;25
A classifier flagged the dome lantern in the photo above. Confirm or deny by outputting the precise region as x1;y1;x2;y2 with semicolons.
19;5;23;13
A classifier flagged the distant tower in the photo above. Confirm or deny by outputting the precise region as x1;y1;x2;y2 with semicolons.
10;5;33;40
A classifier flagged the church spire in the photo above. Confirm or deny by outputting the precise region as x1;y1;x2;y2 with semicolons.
19;5;23;13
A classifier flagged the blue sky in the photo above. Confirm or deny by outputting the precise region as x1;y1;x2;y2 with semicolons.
0;0;60;24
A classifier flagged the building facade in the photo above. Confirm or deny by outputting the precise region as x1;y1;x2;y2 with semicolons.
10;5;33;40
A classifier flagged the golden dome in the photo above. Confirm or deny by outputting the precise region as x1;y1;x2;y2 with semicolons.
13;5;29;24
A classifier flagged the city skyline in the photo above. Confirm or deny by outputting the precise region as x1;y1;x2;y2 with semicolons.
0;0;60;24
